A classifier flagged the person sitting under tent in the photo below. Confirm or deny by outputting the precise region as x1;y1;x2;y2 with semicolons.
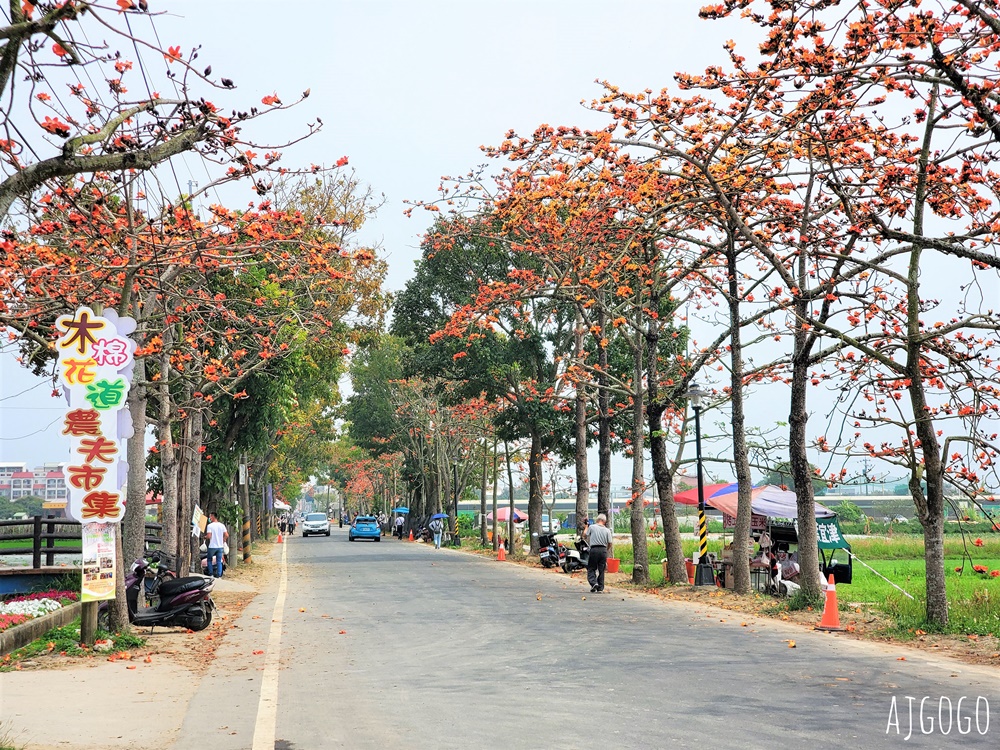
775;542;800;583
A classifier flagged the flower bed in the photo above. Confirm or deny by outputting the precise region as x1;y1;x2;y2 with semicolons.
0;590;79;633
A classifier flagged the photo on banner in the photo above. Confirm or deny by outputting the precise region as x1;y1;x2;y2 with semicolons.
81;522;116;602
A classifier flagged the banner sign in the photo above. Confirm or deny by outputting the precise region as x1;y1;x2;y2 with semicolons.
722;512;768;530
817;516;850;550
55;307;136;523
81;522;116;602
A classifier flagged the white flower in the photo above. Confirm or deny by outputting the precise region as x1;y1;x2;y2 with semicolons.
0;598;63;617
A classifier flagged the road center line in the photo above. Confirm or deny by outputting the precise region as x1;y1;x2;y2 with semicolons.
252;539;288;750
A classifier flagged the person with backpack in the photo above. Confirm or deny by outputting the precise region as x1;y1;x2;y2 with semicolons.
429;516;444;549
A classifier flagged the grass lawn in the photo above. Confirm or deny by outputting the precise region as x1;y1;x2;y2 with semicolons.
612;534;1000;636
0;538;78;550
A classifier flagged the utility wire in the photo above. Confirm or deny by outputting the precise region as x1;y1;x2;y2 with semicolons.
0;415;63;440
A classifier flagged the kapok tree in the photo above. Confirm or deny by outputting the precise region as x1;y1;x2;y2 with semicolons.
0;1;321;221
698;0;1000;625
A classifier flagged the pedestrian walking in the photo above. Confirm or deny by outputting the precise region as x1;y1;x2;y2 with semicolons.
279;513;288;535
205;512;229;579
394;514;404;539
429;516;444;549
288;514;296;536
584;513;613;592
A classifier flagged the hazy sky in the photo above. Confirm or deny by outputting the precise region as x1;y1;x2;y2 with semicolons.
2;1;752;473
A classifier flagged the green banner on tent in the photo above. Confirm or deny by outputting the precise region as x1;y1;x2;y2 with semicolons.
817;516;849;550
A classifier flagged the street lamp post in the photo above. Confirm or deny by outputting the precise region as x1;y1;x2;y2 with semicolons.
452;461;460;547
687;382;716;586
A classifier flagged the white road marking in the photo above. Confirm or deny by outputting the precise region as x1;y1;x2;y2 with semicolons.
252;540;288;750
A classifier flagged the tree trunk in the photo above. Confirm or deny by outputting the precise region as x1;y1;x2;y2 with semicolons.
726;237;753;595
158;325;179;573
630;333;649;584
111;356;148;631
528;429;543;554
597;306;612;520
574;309;590;526
175;383;195;575
491;439;499;551
906;248;949;626
790;291;821;600
648;405;686;585
241;455;252;560
123;357;148;564
185;404;204;573
479;439;488;547
504;440;515;550
907;93;948;626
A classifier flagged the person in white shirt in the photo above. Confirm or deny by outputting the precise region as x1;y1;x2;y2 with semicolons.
583;514;614;592
205;512;229;578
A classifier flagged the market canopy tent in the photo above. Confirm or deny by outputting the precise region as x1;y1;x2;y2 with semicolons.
674;484;835;520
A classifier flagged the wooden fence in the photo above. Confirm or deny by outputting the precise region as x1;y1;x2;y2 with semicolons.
0;516;162;568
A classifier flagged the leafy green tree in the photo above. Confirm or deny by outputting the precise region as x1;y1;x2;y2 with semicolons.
0;495;45;519
344;336;408;456
832;500;863;523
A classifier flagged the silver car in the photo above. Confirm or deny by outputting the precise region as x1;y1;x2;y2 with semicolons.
302;512;331;537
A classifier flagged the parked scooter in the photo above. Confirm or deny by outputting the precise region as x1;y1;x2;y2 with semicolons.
560;535;590;573
534;532;563;568
200;546;227;577
98;550;215;632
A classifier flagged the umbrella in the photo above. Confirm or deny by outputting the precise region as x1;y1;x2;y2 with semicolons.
486;507;528;523
394;507;409;514
673;482;737;506
430;513;449;520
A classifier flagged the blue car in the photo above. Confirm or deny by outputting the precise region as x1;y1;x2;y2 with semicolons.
349;515;382;542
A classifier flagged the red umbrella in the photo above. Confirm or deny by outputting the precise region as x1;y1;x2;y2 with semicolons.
486;507;528;522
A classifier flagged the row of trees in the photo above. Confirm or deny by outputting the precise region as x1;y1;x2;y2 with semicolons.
0;3;387;629
343;0;1000;627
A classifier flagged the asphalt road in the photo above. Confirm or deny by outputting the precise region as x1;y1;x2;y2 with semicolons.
171;527;998;749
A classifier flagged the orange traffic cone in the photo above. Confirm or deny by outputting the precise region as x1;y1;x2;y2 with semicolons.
276;532;283;544
816;574;843;631
497;542;506;561
408;530;414;541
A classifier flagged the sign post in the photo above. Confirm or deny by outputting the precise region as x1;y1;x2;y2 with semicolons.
55;306;136;644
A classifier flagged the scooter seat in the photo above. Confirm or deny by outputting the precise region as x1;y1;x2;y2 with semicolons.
159;576;209;597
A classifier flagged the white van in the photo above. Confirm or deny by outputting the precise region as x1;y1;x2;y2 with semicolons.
302;512;331;537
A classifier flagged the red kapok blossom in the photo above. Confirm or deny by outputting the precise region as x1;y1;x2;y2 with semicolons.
973;538;984;547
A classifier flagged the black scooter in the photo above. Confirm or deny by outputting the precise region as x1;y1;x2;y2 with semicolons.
535;532;563;568
560;535;590;573
99;551;215;632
